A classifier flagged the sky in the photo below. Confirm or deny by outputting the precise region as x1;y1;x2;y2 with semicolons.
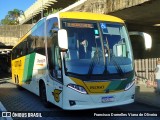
0;0;37;21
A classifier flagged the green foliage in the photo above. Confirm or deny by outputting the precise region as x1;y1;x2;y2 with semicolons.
0;9;24;25
1;16;17;25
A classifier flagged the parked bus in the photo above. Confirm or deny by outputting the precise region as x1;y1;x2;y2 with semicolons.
11;12;150;110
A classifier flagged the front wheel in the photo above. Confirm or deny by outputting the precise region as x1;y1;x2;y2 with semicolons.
40;83;51;108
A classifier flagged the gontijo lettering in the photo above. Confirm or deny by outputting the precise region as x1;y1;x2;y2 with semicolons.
14;60;21;67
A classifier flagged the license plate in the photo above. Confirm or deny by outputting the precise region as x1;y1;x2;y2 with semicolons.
101;96;115;103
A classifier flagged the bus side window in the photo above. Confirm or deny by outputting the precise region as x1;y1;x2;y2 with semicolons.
12;49;17;60
27;35;36;54
31;19;45;55
21;40;27;56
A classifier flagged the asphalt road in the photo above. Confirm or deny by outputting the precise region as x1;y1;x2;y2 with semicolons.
0;78;159;120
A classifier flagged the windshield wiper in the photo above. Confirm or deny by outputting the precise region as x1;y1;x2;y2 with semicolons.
111;56;124;76
103;37;123;76
87;50;99;79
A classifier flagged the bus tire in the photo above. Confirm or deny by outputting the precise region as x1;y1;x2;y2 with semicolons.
40;82;51;108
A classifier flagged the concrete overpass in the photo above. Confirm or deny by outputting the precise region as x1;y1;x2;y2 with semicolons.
19;0;160;27
19;0;77;24
67;0;159;26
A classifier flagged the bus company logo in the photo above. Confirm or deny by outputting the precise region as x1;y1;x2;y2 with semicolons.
14;60;21;67
37;59;45;63
36;59;45;66
52;89;62;103
90;85;104;89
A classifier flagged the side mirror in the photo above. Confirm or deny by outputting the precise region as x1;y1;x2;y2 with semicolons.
58;29;68;50
129;32;152;49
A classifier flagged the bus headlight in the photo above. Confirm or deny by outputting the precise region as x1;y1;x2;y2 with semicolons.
125;81;135;91
67;84;88;94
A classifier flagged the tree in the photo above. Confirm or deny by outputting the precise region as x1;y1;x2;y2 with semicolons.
1;15;15;25
0;9;24;25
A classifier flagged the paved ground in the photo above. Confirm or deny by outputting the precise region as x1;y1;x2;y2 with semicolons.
0;82;57;112
0;76;160;120
136;80;160;108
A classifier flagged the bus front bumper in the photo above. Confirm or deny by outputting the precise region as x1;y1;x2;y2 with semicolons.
62;84;135;110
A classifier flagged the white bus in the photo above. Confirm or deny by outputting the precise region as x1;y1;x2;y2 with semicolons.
11;12;150;110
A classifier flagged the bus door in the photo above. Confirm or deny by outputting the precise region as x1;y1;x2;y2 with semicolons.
47;38;63;107
46;17;63;107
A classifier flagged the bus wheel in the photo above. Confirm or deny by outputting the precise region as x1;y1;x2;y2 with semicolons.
40;83;51;108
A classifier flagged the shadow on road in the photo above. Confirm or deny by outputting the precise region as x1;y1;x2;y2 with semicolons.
0;71;11;79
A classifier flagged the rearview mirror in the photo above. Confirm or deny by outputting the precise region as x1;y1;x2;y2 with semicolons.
129;32;152;49
58;29;68;50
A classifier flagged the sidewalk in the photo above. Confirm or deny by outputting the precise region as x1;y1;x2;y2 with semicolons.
135;83;160;108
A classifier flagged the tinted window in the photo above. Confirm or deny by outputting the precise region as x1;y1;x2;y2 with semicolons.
46;17;61;79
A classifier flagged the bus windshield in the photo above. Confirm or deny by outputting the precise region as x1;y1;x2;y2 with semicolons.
62;20;133;80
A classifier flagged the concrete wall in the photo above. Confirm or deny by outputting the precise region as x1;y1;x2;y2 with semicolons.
69;0;150;13
0;24;33;46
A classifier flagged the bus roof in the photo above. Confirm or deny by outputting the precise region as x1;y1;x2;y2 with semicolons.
59;12;124;23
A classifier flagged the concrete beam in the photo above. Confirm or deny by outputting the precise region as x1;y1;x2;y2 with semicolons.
19;0;58;24
69;0;150;13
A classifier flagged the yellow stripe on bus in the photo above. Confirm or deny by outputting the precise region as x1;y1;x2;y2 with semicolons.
12;56;26;85
70;77;115;94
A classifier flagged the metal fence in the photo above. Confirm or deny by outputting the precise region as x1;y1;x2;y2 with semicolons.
134;58;159;81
